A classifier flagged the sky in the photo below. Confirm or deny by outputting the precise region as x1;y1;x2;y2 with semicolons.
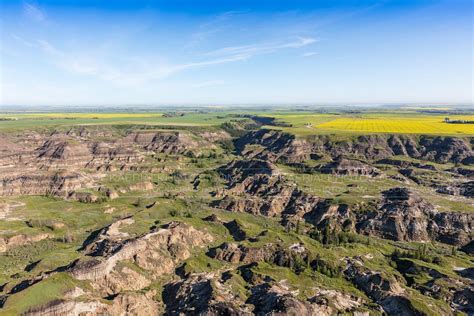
0;0;472;106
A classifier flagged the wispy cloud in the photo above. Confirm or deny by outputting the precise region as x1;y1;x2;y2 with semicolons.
11;34;33;47
37;40;62;55
205;37;317;59
23;3;46;22
37;40;100;76
36;36;316;86
187;10;250;48
302;51;318;57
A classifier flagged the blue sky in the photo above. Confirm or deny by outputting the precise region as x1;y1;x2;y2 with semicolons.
0;0;472;106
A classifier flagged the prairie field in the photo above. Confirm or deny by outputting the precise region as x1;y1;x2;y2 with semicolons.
313;116;474;135
266;113;474;136
1;110;473;136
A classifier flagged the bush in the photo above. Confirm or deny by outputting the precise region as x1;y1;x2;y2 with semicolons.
311;255;342;278
391;244;433;263
219;139;235;152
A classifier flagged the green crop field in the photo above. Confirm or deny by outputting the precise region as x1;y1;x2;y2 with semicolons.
1;110;473;136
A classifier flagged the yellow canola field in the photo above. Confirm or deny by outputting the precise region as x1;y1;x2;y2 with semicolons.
316;116;474;135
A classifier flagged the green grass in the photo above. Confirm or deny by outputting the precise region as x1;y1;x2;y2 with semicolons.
0;112;244;131
1;273;82;314
0;110;472;314
2;109;473;136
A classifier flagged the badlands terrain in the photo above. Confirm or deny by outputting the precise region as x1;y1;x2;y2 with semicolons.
0;109;473;315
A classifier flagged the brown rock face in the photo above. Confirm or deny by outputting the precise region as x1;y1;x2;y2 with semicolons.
247;283;315;315
218;159;279;184
343;259;422;316
132;131;199;154
0;128;213;198
247;282;363;316
0;172;88;197
357;187;437;242
163;273;249;315
436;181;474;198
3;221;215;315
214;159;296;217
209;242;310;273
235;129;311;163
69;221;214;295
357;188;473;246
102;292;160;315
215;159;472;248
235;130;473;164
318;157;381;177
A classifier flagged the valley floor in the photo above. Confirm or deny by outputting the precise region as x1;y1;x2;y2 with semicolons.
0;110;472;315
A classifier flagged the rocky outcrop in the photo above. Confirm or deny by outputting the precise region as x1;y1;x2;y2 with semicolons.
319;157;381;177
419;137;472;163
0;233;51;253
376;158;437;171
216;159;472;247
344;259;421;315
432;211;473;246
247;282;363;316
235;129;311;163
22;299;106;316
357;188;437;242
209;242;310;273
0;128;217;198
67;191;99;203
163;273;249;315
127;131;199;155
460;240;474;255
81;217;135;256
247;283;316;315
2;221;213;314
357;188;473;246
101;292;160;315
436;181;474;198
224;220;247;241
236;130;473;164
214;160;296;217
214;159;332;222
218;159;279;185
453;287;474;314
69;221;213;285
0;172;89;197
163;271;363;316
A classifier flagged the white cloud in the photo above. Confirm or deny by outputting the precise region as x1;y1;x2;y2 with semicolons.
206;37;317;59
186;10;250;47
35;36;317;87
302;52;318;57
37;40;62;56
11;34;33;47
23;3;46;22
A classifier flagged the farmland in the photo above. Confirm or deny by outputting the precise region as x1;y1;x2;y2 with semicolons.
2;109;472;136
0;107;473;314
266;112;474;136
